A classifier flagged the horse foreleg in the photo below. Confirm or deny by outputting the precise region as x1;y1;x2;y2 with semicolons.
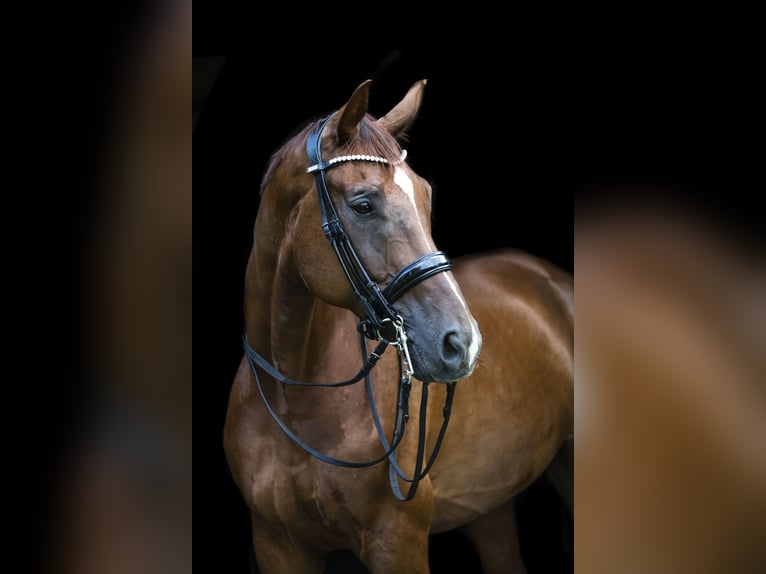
544;435;574;518
250;516;326;574
462;499;528;574
360;507;432;574
542;435;574;563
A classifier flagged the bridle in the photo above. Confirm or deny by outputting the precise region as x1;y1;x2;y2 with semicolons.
306;113;452;341
243;112;457;501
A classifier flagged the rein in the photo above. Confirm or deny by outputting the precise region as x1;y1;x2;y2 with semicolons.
243;112;456;501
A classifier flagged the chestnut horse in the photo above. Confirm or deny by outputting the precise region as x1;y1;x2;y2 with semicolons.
223;79;573;573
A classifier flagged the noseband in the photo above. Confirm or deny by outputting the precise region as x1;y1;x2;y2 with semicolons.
242;112;456;501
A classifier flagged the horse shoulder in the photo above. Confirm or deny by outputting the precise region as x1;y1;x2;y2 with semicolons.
452;247;574;395
454;248;572;333
428;249;573;528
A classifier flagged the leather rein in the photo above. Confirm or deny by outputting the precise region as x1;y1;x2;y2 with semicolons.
243;113;456;501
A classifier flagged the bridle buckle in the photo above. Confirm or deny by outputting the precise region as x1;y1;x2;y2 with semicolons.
375;316;414;383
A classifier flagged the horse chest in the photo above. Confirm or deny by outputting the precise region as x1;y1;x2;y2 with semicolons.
244;433;364;538
298;474;354;532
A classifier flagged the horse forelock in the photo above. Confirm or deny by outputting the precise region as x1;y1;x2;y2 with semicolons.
258;114;404;197
344;116;404;164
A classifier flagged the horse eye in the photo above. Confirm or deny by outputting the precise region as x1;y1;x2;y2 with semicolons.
351;201;373;216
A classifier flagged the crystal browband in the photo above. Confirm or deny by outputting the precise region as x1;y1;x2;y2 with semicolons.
307;150;408;174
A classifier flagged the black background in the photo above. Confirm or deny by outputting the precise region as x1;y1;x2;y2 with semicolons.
194;3;573;573
194;3;763;574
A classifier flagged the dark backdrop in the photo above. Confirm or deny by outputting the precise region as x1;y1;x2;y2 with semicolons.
194;4;765;573
194;4;571;573
193;3;573;573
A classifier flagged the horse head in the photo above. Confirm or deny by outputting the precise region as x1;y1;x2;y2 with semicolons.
262;79;481;383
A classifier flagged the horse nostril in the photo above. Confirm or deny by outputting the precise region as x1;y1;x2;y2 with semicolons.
442;331;467;367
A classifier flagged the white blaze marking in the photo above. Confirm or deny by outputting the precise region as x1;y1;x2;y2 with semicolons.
393;165;480;363
393;165;416;205
445;273;482;362
393;166;427;236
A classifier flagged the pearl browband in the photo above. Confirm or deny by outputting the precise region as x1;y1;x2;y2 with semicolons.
306;150;407;174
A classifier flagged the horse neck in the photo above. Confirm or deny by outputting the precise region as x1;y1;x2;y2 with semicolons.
244;207;352;382
242;193;428;469
245;245;300;367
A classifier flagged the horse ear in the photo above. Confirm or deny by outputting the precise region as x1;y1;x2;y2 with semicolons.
336;79;372;144
376;79;427;140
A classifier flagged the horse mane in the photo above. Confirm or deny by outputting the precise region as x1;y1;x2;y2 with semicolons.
259;114;404;195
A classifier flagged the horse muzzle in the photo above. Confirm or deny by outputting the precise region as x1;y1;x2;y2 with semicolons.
407;316;482;383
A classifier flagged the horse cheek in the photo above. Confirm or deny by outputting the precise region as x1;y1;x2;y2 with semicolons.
292;226;357;311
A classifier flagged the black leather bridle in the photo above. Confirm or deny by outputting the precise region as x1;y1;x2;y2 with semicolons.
306;113;453;340
243;112;457;501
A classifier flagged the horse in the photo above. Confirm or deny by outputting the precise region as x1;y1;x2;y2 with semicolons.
223;78;573;574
